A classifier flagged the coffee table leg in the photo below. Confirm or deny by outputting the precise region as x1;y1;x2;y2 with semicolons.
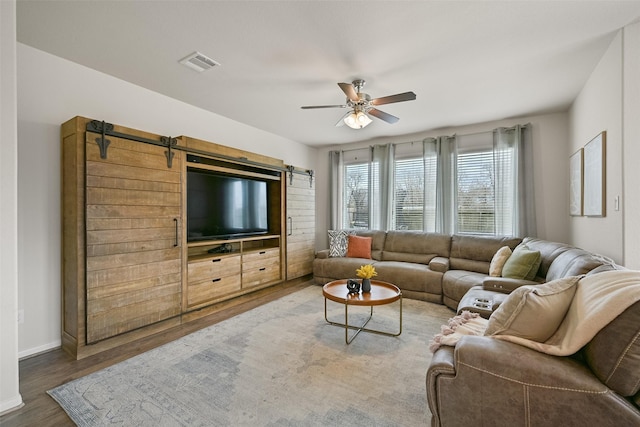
344;300;374;344
324;296;402;344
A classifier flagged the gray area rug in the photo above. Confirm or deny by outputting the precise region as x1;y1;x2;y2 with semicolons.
48;285;453;426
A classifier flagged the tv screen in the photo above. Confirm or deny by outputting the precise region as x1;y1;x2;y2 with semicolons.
187;169;269;241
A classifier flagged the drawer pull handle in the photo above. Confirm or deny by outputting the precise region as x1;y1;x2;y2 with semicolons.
212;259;222;263
212;278;221;283
259;267;266;271
259;251;266;254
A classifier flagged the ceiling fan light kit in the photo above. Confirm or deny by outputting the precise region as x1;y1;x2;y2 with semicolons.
301;79;416;130
344;110;372;129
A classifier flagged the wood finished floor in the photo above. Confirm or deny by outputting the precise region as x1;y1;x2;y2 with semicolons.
0;278;312;427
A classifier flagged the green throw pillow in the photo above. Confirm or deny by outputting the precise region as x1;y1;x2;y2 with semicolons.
501;244;541;280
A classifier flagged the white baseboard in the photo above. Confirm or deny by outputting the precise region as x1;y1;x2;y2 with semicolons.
0;395;24;416
18;339;61;360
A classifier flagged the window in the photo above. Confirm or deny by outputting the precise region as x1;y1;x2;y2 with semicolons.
342;162;370;229
456;149;495;234
394;157;424;230
333;126;530;237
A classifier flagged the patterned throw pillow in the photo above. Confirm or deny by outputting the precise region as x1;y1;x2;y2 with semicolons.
328;230;355;257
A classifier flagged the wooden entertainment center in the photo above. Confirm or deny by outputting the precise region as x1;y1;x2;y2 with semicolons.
60;116;315;359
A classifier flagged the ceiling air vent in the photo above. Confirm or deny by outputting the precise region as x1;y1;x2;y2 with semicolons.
179;51;220;72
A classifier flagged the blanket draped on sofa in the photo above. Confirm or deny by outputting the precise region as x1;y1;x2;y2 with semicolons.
494;270;640;355
430;270;640;355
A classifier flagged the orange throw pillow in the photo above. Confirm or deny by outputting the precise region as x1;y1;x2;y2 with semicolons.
346;235;372;259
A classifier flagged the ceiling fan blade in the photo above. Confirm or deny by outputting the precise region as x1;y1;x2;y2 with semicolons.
368;108;399;124
371;91;416;106
335;111;352;127
338;82;359;102
301;104;347;109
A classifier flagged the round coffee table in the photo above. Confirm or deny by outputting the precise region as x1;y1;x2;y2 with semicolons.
322;279;402;344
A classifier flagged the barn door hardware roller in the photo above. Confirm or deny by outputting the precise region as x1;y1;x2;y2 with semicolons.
88;120;112;159
286;165;315;188
87;120;177;168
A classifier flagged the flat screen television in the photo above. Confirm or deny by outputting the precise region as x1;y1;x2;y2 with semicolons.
187;168;269;241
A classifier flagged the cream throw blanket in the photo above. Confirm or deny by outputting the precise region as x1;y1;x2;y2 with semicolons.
430;270;640;355
495;269;640;355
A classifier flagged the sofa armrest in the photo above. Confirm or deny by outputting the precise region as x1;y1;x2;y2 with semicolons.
452;336;607;389
427;336;638;426
429;256;450;273
482;276;538;294
315;249;330;259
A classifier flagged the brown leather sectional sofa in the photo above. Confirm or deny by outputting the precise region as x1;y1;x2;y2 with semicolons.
313;230;639;425
313;230;616;310
428;299;640;426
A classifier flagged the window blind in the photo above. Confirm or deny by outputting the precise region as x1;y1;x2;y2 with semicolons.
457;149;495;234
393;157;424;230
343;162;370;229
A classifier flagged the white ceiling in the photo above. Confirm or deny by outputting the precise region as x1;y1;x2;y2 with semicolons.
16;1;640;147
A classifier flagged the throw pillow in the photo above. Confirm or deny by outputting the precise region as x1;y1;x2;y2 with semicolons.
489;246;512;277
328;230;355;257
501;244;541;280
484;276;580;342
346;235;372;259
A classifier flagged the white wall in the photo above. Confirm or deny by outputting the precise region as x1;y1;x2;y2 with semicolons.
569;32;624;263
623;21;640;269
16;43;317;357
0;0;23;415
314;112;570;251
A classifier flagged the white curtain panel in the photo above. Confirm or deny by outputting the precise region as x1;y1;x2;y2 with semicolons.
493;124;536;237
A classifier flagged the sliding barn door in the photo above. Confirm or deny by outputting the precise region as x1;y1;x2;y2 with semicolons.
84;132;182;343
286;170;315;280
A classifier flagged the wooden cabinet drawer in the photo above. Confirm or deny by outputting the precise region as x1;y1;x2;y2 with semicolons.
242;262;281;288
242;248;279;268
187;276;242;307
188;255;241;283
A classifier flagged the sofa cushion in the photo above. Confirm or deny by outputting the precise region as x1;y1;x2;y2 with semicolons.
328;229;355;257
449;235;521;274
381;231;451;265
314;257;377;281
583;300;640;397
546;248;614;281
485;276;579;341
373;261;443;294
489;246;512;277
443;270;488;304
501;244;541;280
346;235;372;259
521;237;572;280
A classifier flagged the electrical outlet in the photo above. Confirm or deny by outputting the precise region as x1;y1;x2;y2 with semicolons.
17;309;24;324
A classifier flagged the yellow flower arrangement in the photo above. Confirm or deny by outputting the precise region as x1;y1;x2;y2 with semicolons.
356;264;377;279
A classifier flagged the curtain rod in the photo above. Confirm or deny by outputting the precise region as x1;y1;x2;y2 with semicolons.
380;123;531;146
334;123;532;154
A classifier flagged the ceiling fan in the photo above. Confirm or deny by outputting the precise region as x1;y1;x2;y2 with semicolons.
301;79;417;129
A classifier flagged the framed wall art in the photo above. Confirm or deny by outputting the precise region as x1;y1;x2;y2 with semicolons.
569;148;583;216
583;131;606;217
